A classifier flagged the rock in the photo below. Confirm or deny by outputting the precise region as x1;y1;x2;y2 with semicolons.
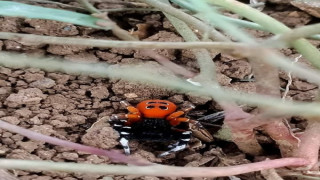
7;149;41;160
229;82;256;94
5;88;47;108
3;40;22;51
0;87;10;95
268;10;311;27
0;111;6;117
67;115;86;125
29;125;55;136
291;80;317;91
84;155;105;164
0;17;21;32
134;31;183;61
168;95;184;104
222;60;252;79
217;73;232;86
47;44;88;55
17;141;40;153
14;108;32;118
109;48;134;56
89;86;109;99
82;126;119;149
124;93;138;99
291;0;320;18
45;94;70;110
186;93;211;105
64;52;99;63
0;67;12;75
36;149;56;160
1;116;20;125
21;19;79;36
47;73;70;84
58;152;79;161
96;51;122;64
27;116;42;125
292;89;317;101
30;78;56;89
112;80;173;102
111;62;175;102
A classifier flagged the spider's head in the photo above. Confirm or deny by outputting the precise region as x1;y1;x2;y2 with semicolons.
136;100;177;119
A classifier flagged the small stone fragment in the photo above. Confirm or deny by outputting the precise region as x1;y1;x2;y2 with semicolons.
1;116;20;125
5;88;47;108
90;86;109;99
291;0;320;18
82;126;119;149
30;78;56;89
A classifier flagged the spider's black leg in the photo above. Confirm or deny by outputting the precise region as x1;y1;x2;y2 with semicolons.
119;123;132;155
159;131;192;157
111;116;132;155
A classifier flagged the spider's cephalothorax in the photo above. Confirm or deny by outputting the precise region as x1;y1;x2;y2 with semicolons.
110;99;213;157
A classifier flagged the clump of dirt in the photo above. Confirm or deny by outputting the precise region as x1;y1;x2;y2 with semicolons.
0;0;319;179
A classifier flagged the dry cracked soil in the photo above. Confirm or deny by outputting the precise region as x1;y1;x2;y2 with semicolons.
0;0;319;179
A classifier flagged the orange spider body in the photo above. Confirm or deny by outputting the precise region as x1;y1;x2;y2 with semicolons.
110;99;213;156
136;100;177;119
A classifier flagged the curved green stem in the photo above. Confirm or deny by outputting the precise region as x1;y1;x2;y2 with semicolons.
0;32;239;49
267;23;320;47
161;0;218;81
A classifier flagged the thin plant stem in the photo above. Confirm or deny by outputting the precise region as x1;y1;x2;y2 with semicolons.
2;52;320;117
0;158;309;177
0;1;106;29
100;8;159;12
96;1;149;7
267;23;320;47
1;32;320;86
15;0;86;11
2;30;320;51
0;32;243;49
161;0;218;81
188;0;255;43
77;0;100;13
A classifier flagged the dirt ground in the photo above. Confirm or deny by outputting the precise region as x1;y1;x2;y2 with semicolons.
0;0;319;180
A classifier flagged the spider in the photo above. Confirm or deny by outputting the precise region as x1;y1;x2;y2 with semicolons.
110;99;213;157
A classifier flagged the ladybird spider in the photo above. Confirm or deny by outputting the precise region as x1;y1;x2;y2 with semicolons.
110;99;213;157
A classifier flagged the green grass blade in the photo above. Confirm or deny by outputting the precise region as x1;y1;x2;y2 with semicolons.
0;1;110;29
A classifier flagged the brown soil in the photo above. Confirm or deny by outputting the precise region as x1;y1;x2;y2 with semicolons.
0;0;319;180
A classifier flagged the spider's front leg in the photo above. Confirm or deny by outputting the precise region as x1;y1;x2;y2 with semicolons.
166;104;195;126
159;104;214;157
158;104;195;157
159;130;192;157
159;120;214;157
110;101;142;155
166;103;213;142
